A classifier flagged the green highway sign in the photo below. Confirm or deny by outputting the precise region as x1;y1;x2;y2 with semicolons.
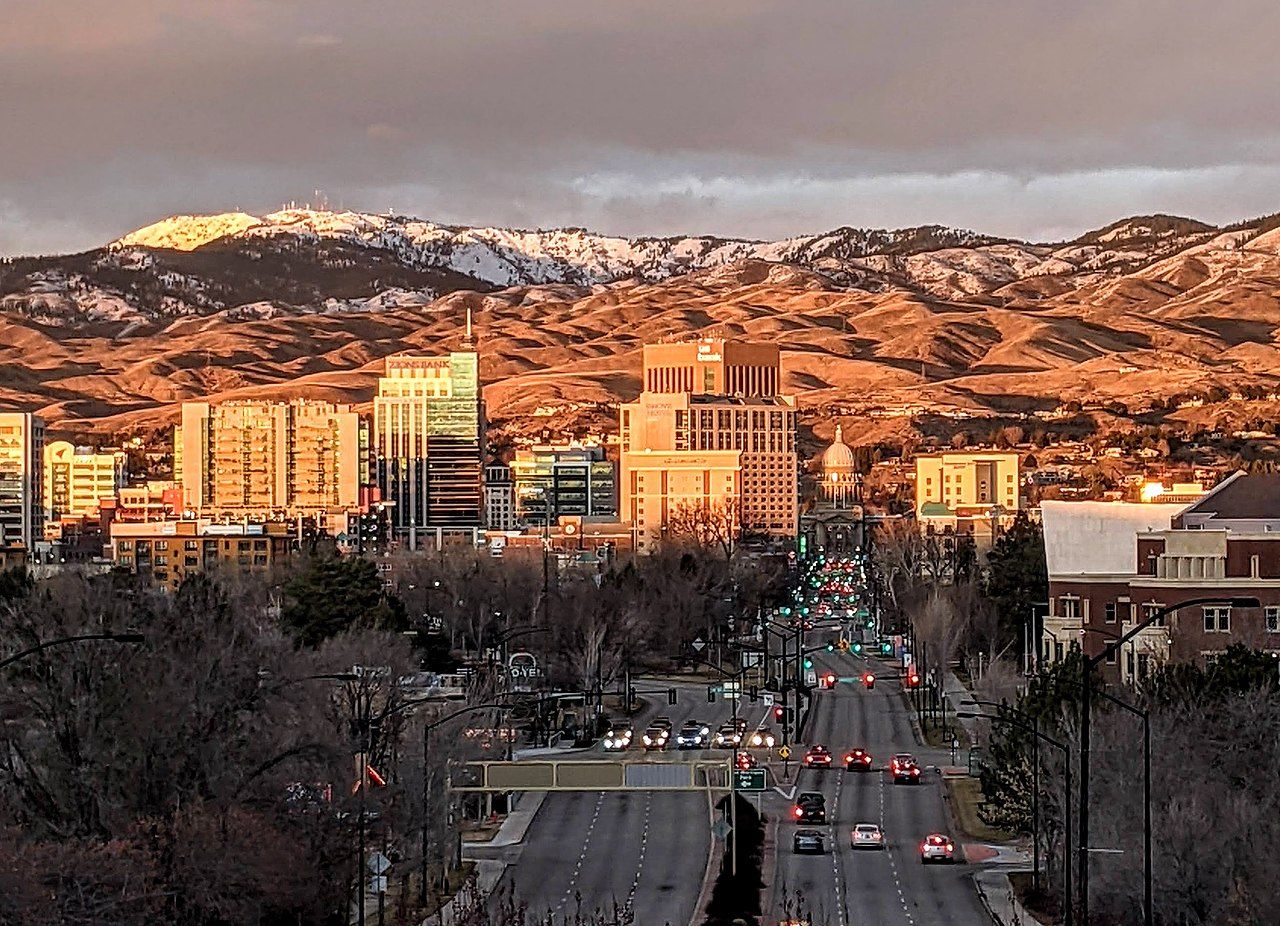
733;769;767;792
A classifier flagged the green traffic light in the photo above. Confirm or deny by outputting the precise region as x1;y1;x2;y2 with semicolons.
880;642;892;654
826;643;835;653
803;657;813;670
851;642;863;654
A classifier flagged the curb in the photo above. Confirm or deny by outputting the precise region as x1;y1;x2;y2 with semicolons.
689;781;719;926
759;814;780;925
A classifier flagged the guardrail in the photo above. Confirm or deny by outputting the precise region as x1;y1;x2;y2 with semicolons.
450;760;739;792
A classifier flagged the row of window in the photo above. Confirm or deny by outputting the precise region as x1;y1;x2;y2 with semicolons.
1061;596;1280;633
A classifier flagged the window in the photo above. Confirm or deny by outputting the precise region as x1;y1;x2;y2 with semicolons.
1142;603;1165;626
1104;603;1117;624
1105;648;1117;665
1059;597;1080;620
1203;606;1231;633
1267;606;1280;633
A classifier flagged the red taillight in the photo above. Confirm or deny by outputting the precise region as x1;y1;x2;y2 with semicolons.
911;768;919;776
843;754;853;763
793;806;803;818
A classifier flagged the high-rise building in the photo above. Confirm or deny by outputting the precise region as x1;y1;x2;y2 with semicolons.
374;351;483;544
620;338;797;552
43;440;127;520
176;400;364;523
484;463;516;531
511;443;617;524
0;412;44;548
642;339;781;396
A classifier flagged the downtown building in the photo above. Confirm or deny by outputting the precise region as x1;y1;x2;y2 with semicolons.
374;351;484;547
43;440;128;521
620;338;798;553
1041;473;1280;683
511;442;617;525
175;399;367;528
0;411;44;549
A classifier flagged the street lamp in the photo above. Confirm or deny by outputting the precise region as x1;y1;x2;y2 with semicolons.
1;631;145;672
1078;595;1259;926
962;698;1044;894
959;709;1072;926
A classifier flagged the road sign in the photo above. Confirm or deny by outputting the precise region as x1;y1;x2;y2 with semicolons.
723;680;742;699
368;852;391;875
733;769;766;792
711;819;732;840
778;745;792;760
804;668;817;687
692;637;706;652
369;876;388;894
763;693;774;706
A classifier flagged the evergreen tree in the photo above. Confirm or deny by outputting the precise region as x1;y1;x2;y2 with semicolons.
982;510;1048;650
280;556;407;647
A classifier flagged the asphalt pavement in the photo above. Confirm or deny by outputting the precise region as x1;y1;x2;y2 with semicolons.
495;679;775;925
767;646;990;926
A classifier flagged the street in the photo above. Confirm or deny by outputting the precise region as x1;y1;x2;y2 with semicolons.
495;681;774;925
769;645;989;926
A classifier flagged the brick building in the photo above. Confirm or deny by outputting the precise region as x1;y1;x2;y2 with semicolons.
1041;474;1280;682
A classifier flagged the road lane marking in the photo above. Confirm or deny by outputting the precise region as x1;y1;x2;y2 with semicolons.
554;791;606;915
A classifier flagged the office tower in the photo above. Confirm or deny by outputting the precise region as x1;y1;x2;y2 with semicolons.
484;463;516;531
620;338;797;552
510;442;617;523
43;440;128;520
176;400;363;521
374;351;483;545
0;412;44;547
642;339;781;396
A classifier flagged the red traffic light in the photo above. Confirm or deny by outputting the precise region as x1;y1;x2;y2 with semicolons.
906;672;920;688
773;706;784;720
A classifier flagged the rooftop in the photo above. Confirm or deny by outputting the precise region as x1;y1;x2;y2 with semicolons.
1178;472;1280;522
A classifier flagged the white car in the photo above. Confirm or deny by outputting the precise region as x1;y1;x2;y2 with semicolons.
920;833;957;864
746;728;777;749
851;823;885;850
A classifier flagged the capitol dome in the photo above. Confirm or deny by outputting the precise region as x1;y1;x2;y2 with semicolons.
821;425;855;472
818;424;858;508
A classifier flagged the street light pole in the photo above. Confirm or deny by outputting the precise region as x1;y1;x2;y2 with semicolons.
0;631;145;672
961;709;1072;926
1078;595;1257;926
965;698;1041;894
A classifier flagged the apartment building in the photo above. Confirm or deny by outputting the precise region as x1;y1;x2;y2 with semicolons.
176;400;364;524
109;519;294;591
0;412;43;548
43;440;127;520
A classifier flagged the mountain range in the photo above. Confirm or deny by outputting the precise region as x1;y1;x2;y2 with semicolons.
3;207;1280;447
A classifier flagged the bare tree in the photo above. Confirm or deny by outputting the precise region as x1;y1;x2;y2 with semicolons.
664;498;740;562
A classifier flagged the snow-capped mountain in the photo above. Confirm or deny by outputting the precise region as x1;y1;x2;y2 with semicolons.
0;208;1262;330
113;208;1015;291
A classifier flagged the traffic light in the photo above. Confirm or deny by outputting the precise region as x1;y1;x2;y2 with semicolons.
668;687;678;705
707;686;716;703
906;671;921;688
880;641;892;655
803;656;813;670
826;643;836;653
851;641;863;655
862;672;876;689
749;685;759;702
818;672;836;689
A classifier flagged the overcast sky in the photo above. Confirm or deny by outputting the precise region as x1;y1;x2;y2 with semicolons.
4;0;1280;256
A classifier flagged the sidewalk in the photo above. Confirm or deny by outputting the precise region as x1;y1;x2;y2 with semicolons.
421;859;507;926
944;671;982;741
973;869;1046;926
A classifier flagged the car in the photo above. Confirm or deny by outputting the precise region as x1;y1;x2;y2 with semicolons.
843;748;873;771
601;720;633;751
652;716;673;732
712;723;742;748
851;823;885;850
803;745;833;769
676;720;711;749
920;833;956;864
641;724;670;750
734;752;758;770
746;727;777;749
793;829;827;854
793;791;827;824
890;753;922;784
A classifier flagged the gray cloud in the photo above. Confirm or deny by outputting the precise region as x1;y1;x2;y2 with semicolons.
3;0;1280;255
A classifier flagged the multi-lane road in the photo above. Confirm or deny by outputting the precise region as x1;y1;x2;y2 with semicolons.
770;647;989;926
497;682;774;925
491;652;992;926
